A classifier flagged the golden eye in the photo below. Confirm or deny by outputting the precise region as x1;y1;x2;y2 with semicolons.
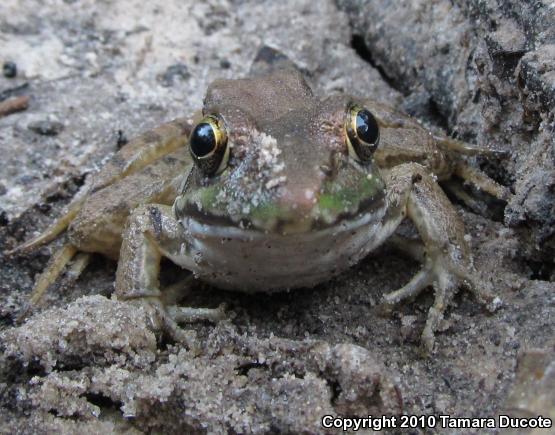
345;104;380;162
189;114;229;175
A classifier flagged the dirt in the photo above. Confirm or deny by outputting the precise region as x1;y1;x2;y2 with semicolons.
1;1;554;434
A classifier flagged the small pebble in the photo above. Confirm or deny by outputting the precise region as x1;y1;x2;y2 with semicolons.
28;120;64;136
116;129;128;149
0;210;8;226
17;174;36;185
37;203;51;213
220;58;231;69
3;61;17;78
157;63;190;87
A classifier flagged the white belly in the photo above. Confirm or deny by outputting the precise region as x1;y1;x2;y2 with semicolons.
176;206;392;293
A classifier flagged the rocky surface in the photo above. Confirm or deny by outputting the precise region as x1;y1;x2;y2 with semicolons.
0;0;554;434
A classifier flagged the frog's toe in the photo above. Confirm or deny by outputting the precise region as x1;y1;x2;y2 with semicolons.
420;274;459;353
382;259;437;351
423;263;501;352
136;299;227;346
458;269;502;313
158;309;198;348
160;303;227;349
382;264;433;307
167;303;227;324
383;257;499;353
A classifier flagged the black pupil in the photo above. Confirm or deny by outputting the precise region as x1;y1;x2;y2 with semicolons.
191;122;216;157
356;110;379;144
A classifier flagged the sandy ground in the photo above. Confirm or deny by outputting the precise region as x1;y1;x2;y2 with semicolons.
0;1;554;434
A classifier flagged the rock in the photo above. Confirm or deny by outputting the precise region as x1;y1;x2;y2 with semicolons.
1;295;157;373
156;63;191;88
501;347;555;434
2;61;17;79
28;119;64;136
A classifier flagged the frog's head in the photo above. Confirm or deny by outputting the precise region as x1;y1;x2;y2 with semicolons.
176;69;386;234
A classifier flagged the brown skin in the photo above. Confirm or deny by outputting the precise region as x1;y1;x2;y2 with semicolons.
13;69;506;352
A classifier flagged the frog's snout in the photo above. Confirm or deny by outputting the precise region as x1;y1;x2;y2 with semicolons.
273;156;327;220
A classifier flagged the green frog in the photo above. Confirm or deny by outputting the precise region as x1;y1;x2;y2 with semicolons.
11;67;508;351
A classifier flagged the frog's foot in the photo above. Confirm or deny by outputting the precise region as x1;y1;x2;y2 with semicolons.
128;296;226;347
382;254;498;352
167;304;227;324
433;134;511;206
161;277;228;325
6;197;87;256
16;244;94;322
383;163;501;353
452;161;511;202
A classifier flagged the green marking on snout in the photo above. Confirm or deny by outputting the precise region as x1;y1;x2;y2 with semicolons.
250;202;282;221
317;173;385;223
199;185;219;209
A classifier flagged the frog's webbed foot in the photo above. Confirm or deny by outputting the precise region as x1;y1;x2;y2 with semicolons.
130;297;225;347
383;248;498;352
383;163;501;353
115;204;226;345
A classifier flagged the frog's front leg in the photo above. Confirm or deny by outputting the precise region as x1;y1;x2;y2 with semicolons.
382;163;498;352
115;204;225;344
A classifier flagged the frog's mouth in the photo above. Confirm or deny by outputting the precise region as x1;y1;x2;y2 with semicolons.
175;171;387;235
178;191;386;234
184;197;388;242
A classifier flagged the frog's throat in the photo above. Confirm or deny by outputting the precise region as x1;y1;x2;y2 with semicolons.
174;201;389;293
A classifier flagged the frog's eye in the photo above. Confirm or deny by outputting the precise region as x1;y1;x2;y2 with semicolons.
345;105;380;162
189;114;229;175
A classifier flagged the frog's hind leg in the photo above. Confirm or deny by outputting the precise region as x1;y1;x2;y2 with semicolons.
441;161;510;220
28;244;78;306
382;163;499;352
90;117;193;193
10;119;194;318
8;118;193;257
115;204;225;345
21;150;191;312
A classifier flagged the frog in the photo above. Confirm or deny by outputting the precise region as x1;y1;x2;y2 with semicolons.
10;64;509;352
